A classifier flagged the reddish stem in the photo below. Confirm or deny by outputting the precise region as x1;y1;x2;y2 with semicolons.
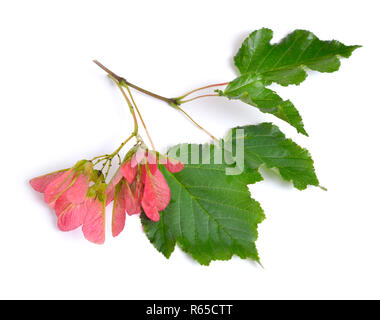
180;94;219;104
178;82;229;99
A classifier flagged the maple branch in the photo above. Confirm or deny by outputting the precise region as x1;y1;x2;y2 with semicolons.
93;60;177;106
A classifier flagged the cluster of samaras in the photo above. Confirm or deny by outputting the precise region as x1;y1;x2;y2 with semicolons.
30;148;183;244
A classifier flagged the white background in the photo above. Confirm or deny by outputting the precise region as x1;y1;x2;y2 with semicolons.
0;0;379;299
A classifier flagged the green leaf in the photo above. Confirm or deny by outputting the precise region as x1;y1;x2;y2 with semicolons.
224;73;307;135
234;28;360;86
141;144;265;266
227;123;319;190
223;28;360;135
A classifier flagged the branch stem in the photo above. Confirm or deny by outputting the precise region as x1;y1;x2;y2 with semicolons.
175;105;218;142
124;85;156;150
93;59;220;143
180;94;218;104
176;82;229;100
93;60;177;105
112;134;135;157
111;76;139;136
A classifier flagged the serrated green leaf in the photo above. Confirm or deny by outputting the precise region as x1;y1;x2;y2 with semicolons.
224;73;307;135
227;123;319;190
141;144;265;266
234;28;360;86
224;28;360;135
142;210;176;259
